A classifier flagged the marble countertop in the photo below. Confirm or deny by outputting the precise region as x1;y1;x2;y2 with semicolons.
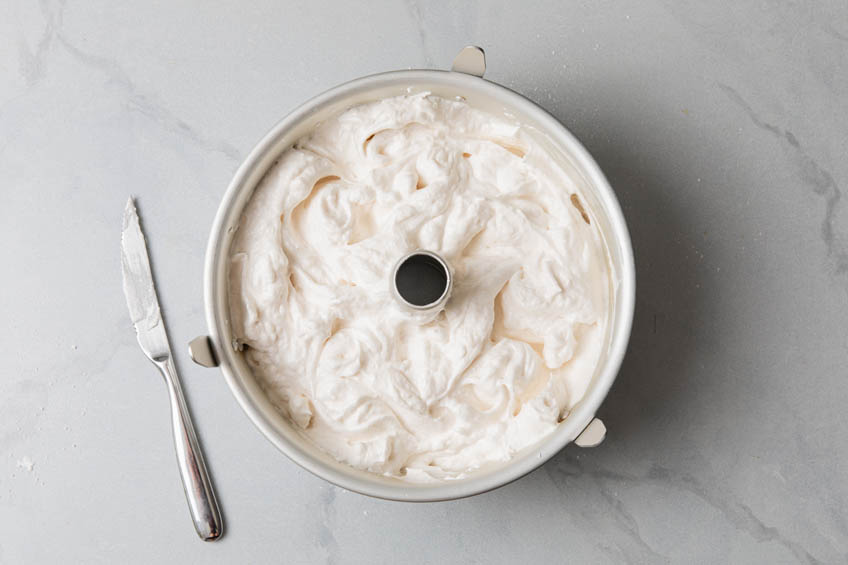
2;1;847;562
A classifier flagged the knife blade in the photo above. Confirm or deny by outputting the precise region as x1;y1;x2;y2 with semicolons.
121;198;170;360
120;197;223;541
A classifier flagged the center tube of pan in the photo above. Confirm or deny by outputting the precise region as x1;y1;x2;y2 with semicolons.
391;251;452;311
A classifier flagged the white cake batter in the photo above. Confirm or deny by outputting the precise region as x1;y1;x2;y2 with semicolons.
229;93;610;481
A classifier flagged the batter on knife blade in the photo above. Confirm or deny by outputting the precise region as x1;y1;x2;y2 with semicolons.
228;93;611;481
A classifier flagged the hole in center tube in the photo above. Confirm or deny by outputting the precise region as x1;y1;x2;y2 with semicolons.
394;253;448;307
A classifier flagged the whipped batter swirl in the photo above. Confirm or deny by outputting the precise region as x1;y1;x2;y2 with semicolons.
229;94;610;481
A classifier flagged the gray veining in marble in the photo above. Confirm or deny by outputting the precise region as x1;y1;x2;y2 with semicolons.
1;0;847;563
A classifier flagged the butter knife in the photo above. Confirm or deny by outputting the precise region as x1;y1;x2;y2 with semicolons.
121;197;223;541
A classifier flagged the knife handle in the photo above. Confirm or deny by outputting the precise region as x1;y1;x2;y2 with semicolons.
156;357;223;541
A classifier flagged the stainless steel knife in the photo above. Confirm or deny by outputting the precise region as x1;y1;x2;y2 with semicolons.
121;197;223;541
